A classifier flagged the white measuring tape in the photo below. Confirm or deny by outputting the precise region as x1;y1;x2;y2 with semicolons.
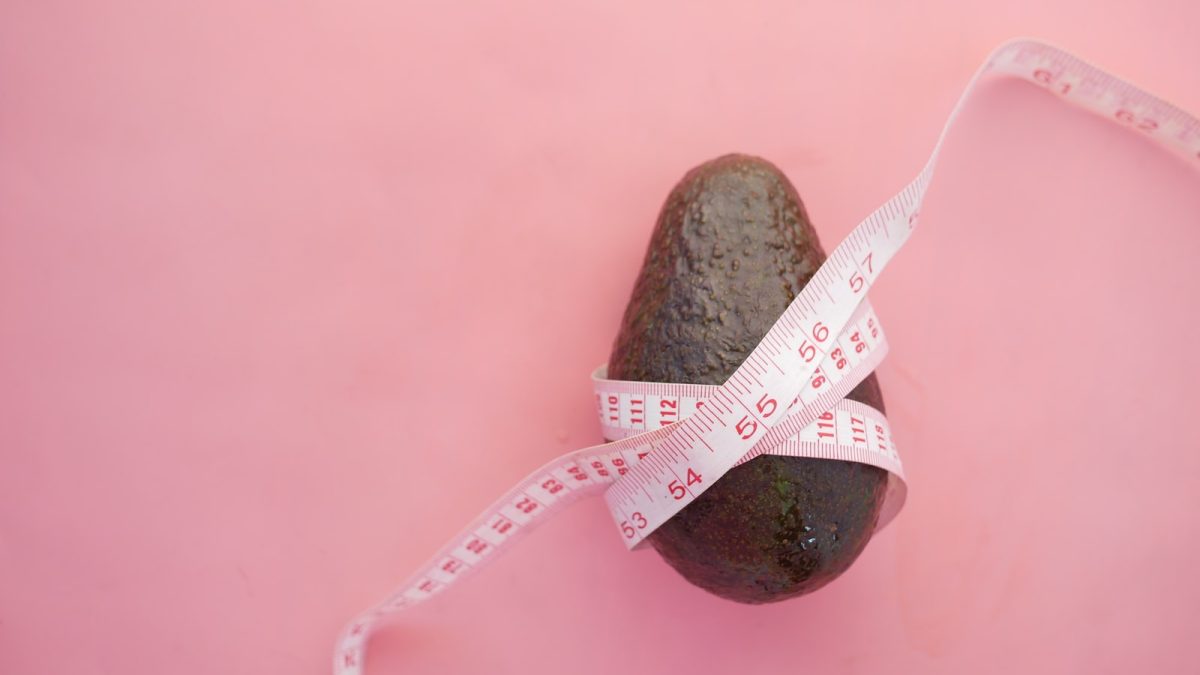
333;39;1200;674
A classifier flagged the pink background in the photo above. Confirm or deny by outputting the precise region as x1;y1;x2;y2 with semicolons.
3;1;1199;673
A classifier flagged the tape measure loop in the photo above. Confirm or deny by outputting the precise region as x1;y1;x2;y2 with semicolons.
333;40;1200;675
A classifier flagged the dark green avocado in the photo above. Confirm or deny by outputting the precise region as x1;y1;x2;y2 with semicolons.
607;154;888;603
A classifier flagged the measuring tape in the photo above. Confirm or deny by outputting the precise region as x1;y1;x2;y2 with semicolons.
333;39;1200;674
594;299;908;543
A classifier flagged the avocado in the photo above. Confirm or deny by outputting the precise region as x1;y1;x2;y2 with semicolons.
607;154;888;603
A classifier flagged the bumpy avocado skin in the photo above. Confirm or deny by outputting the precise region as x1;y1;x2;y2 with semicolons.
608;154;889;604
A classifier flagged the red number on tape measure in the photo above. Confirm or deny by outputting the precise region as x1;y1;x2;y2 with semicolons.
817;411;834;440
850;331;866;353
1033;68;1072;94
669;469;702;500
660;398;678;426
812;322;830;342
612;457;628;476
851;415;867;444
849;272;865;293
668;480;685;500
622;511;649;537
735;415;758;440
799;340;817;362
756;393;778;418
1115;109;1158;132
830;348;847;370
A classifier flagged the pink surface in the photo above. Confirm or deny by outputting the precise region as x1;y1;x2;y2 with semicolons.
3;2;1199;674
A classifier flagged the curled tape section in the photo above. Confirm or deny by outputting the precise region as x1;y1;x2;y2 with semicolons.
334;39;1200;675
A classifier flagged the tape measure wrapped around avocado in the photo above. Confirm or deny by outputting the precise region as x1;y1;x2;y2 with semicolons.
606;154;889;602
333;39;1200;675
